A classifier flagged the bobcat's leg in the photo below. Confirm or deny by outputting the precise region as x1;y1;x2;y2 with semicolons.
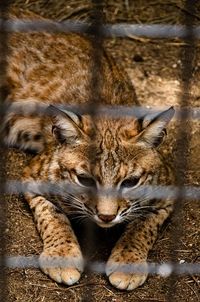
106;207;172;290
26;194;84;285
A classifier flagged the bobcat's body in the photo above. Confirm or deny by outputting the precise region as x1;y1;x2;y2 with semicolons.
4;26;137;152
4;12;175;291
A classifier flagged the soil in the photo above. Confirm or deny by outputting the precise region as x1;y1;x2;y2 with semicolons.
2;1;200;302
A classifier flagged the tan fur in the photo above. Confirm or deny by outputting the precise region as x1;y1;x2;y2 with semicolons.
5;10;175;290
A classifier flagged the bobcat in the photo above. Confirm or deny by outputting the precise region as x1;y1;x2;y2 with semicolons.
3;11;175;291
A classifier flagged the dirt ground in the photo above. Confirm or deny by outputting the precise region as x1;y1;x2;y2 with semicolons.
2;1;200;302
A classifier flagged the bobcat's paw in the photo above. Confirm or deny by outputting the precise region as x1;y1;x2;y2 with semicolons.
39;250;84;286
106;260;148;291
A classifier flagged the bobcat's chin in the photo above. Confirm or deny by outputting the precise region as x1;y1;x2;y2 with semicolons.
96;221;116;228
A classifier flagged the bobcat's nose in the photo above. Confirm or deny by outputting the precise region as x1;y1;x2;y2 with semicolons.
98;214;116;223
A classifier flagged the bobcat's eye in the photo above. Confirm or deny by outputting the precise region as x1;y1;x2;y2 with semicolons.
77;174;96;188
120;176;140;189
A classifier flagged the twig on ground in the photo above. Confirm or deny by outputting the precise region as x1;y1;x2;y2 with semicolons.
29;281;105;291
184;280;200;301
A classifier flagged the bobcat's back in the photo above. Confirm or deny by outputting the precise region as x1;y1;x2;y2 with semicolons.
3;24;137;152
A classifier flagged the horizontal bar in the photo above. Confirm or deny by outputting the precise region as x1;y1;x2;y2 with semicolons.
4;103;200;120
0;19;200;39
3;181;200;201
5;256;200;276
104;24;200;39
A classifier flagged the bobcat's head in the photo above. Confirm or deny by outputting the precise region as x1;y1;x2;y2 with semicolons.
49;105;174;228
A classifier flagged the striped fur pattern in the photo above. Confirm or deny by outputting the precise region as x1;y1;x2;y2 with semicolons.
4;11;175;290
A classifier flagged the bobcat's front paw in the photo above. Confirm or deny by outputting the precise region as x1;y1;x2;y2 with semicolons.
39;249;84;286
106;260;148;291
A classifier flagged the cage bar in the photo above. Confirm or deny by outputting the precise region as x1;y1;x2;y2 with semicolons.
167;0;197;301
0;1;11;301
1;20;200;39
81;1;105;301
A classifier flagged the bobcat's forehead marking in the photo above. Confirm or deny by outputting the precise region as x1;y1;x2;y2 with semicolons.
85;116;142;185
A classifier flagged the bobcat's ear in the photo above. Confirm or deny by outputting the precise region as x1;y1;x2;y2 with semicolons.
137;107;175;147
47;105;84;144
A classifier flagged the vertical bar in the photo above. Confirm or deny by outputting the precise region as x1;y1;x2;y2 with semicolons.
81;1;104;301
87;0;104;112
0;1;11;301
167;0;196;300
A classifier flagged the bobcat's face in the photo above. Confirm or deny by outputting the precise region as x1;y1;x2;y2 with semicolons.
50;106;174;228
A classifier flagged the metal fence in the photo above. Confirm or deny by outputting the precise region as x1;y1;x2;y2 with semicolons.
0;0;199;301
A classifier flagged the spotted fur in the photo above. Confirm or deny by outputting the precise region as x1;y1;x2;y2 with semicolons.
5;10;175;290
